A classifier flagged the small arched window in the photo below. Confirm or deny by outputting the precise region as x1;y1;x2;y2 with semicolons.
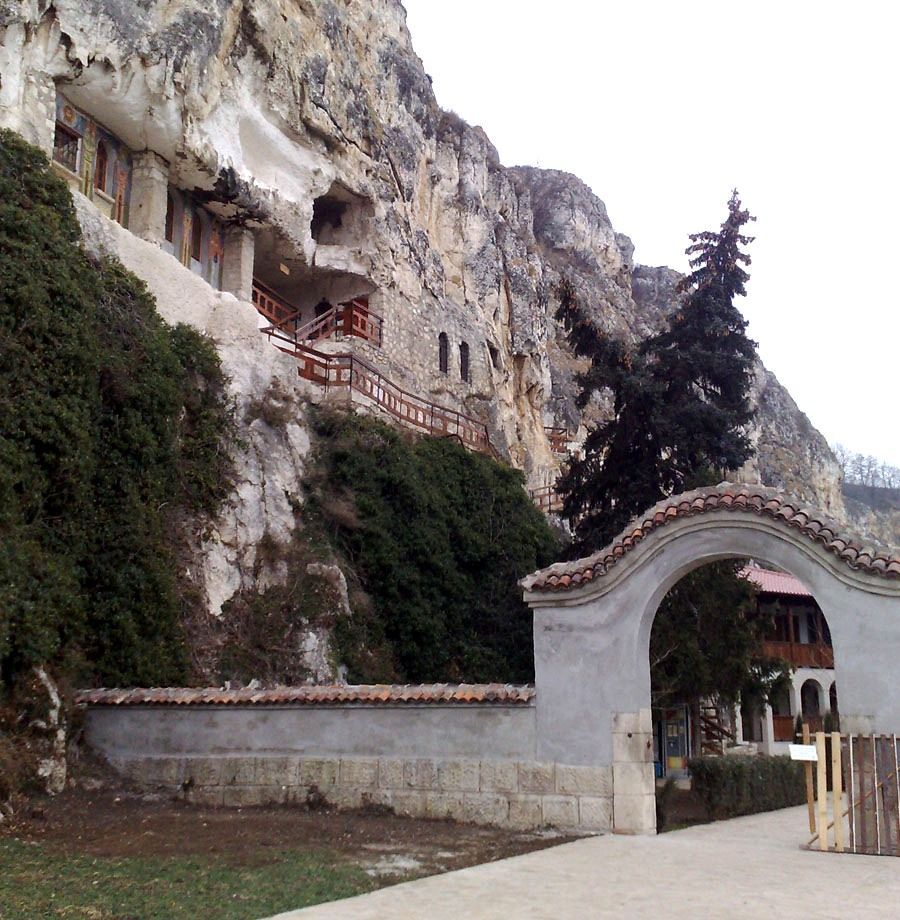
438;333;449;374
190;209;203;263
164;193;175;243
94;141;109;193
459;341;470;382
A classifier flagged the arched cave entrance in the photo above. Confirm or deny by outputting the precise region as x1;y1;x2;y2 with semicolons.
522;485;900;834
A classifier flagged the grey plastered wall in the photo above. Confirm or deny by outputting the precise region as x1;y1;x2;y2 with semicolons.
84;703;535;761
83;703;616;832
525;511;900;833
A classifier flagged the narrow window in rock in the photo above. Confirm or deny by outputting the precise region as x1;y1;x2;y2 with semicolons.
191;209;203;263
459;341;470;382
164;193;175;243
94;141;108;193
488;343;500;370
438;333;449;374
53;123;79;173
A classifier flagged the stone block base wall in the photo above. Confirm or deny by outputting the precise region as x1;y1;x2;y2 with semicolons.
611;709;656;834
107;754;613;832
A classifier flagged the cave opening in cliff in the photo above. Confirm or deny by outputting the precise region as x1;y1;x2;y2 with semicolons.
252;224;378;344
310;181;373;248
649;558;837;786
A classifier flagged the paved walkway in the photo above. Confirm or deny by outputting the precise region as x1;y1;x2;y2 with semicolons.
267;807;900;919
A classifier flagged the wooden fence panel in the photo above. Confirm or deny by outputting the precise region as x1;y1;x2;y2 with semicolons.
877;735;898;855
818;732;900;857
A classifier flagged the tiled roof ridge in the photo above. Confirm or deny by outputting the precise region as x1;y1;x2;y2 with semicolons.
740;563;813;598
525;483;900;593
76;683;535;707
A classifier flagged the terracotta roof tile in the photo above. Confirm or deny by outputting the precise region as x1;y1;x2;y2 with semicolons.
740;565;812;598
523;483;900;593
76;683;535;708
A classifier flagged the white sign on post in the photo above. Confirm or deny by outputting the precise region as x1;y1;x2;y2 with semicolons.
789;743;818;762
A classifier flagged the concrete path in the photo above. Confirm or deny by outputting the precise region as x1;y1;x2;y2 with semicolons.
266;806;900;919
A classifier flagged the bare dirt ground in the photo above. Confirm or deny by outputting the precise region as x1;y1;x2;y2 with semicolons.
1;785;573;882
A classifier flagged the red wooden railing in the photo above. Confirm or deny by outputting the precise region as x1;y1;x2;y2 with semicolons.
254;280;383;347
265;329;489;452
252;278;302;329
545;427;569;454
293;299;383;347
341;298;382;346
529;484;563;514
762;640;834;669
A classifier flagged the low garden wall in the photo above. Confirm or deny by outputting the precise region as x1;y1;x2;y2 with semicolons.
79;686;621;833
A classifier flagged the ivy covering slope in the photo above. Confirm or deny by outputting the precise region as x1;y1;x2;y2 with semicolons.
308;410;559;684
0;130;233;692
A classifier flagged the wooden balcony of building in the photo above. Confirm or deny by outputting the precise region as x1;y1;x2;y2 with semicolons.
252;279;383;348
545;427;569;455
529;485;563;514
762;639;834;669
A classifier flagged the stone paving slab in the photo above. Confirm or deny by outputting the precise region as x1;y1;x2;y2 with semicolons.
265;806;900;919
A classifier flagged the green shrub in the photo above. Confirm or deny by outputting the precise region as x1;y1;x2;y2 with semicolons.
688;755;806;819
307;408;559;683
0;129;234;691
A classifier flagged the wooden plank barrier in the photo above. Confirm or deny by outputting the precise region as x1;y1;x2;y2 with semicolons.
808;730;900;857
803;723;816;834
832;730;844;852
816;731;828;851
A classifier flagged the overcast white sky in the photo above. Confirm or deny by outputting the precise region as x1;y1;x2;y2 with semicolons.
403;1;900;467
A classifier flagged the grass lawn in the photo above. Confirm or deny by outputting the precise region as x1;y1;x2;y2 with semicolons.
0;838;376;920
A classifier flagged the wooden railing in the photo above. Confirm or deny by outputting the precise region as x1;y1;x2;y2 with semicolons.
545;427;569;454
266;330;489;452
341;298;382;346
762;640;834;669
252;278;301;329
529;485;564;514
254;280;383;347
293;298;383;347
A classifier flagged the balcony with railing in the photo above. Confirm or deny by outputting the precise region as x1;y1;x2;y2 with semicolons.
252;279;383;348
529;485;564;514
545;427;569;455
762;639;834;669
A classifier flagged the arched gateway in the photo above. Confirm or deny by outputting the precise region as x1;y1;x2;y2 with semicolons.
521;484;900;834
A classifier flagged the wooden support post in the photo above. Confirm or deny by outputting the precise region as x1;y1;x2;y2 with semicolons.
832;731;844;852
894;736;900;854
816;731;828;851
803;723;816;834
847;734;856;853
873;734;881;855
857;734;869;854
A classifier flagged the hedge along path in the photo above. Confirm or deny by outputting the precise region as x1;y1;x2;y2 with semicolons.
687;756;807;820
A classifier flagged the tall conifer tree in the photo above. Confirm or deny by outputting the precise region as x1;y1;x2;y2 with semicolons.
555;192;783;715
556;190;757;555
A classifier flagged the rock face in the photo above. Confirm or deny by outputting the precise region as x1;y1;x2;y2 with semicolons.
0;0;872;637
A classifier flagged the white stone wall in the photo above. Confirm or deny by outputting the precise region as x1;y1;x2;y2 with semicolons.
106;753;613;832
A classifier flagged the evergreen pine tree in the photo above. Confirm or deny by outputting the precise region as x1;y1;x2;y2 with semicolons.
555;191;784;712
556;190;758;555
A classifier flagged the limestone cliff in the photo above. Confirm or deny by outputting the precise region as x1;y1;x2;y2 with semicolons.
0;0;873;642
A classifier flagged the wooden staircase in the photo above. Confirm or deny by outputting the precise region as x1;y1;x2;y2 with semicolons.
251;278;567;513
699;703;736;756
